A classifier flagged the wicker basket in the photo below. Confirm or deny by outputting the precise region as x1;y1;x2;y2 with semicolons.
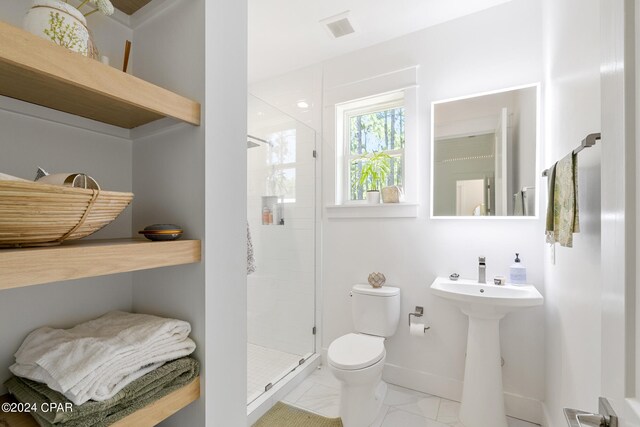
0;180;133;248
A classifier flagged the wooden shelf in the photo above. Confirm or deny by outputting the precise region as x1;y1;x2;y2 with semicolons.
0;238;201;291
0;21;201;129
112;0;153;15
0;377;200;427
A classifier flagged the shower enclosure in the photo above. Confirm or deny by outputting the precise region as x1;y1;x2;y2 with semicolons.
246;95;317;405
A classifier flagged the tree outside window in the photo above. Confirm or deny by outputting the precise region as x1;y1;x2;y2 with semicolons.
266;129;297;203
347;105;405;201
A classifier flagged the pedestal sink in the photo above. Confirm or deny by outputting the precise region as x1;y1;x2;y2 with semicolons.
430;277;543;427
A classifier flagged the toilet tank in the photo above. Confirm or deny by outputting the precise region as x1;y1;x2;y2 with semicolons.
351;285;401;337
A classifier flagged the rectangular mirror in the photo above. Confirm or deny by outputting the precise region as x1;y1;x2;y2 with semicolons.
431;84;539;218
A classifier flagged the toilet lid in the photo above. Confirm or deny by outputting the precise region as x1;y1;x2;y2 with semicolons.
328;333;385;370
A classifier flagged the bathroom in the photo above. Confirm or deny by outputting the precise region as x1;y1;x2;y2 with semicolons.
0;0;634;426
245;0;604;425
251;0;629;424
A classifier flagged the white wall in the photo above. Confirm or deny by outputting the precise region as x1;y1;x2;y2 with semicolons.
0;2;134;395
541;0;602;425
325;2;545;422
129;0;241;426
203;0;248;424
252;0;546;422
133;0;248;425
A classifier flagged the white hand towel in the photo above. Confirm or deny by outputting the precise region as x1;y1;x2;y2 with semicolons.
10;311;196;405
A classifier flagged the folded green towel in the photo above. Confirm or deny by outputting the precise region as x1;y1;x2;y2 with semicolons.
546;153;580;247
4;357;199;427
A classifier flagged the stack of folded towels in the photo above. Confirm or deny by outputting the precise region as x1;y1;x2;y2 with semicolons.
4;311;199;427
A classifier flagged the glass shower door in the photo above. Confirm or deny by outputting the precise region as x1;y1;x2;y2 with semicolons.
246;95;316;404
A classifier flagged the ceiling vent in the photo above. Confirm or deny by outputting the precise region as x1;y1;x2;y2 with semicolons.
320;11;355;39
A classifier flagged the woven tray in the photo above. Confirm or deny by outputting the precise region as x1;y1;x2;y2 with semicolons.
0;180;133;248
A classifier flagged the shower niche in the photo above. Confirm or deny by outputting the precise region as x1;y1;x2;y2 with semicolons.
261;196;284;225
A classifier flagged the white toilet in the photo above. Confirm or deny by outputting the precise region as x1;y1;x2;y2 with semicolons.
327;284;401;427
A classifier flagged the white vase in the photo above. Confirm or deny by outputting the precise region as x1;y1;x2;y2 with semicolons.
23;0;89;56
366;190;381;204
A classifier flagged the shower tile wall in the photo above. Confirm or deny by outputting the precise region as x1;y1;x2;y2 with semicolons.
247;122;316;358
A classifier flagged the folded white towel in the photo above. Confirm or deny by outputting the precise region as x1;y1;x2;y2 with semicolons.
10;311;196;405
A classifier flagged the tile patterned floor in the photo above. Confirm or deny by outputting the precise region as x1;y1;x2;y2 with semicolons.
248;343;302;403
283;366;539;427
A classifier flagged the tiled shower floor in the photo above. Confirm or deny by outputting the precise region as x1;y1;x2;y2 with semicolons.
247;343;303;403
283;366;540;427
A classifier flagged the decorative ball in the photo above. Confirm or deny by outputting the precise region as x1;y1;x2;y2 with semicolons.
368;272;386;288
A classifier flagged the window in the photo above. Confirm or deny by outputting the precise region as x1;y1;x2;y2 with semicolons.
266;129;296;203
327;68;418;217
342;98;405;202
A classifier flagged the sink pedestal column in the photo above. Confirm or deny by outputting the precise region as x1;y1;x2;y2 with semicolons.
459;312;508;427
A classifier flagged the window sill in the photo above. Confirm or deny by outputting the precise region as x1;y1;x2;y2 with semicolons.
325;203;419;219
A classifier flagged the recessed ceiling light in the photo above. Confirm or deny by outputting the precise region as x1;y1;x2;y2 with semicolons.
297;100;310;109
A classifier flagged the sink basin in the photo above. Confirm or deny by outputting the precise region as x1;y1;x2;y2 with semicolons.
430;277;543;316
430;276;543;427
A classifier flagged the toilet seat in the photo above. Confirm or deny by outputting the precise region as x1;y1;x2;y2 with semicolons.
328;333;385;370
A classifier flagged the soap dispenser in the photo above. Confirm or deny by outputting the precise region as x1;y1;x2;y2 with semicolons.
509;253;527;285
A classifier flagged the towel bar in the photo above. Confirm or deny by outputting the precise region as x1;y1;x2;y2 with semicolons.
542;133;601;177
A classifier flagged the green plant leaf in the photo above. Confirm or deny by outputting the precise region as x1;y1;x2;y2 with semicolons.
355;150;392;191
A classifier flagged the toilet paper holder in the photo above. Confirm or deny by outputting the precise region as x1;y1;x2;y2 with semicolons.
408;306;430;331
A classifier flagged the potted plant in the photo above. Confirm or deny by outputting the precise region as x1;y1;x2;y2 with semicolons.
356;151;391;204
23;0;115;58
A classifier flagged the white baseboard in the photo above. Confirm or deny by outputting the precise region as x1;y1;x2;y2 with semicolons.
541;402;553;427
382;362;462;401
504;392;543;425
382;363;543;425
319;348;543;425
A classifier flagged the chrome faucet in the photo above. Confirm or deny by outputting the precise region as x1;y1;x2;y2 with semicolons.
478;256;486;284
